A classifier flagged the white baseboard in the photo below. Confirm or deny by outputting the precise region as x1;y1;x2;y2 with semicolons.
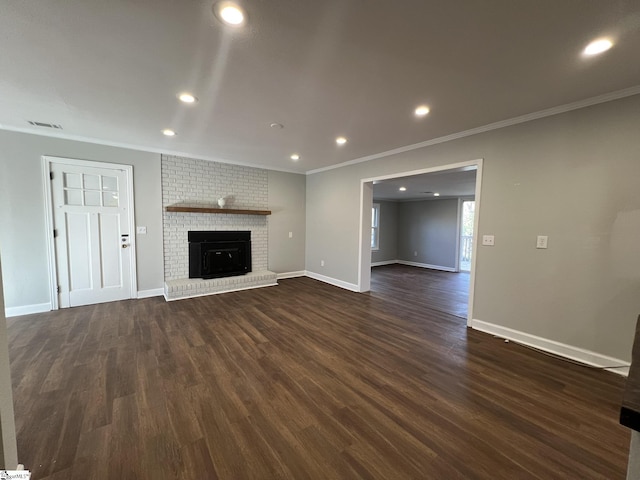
5;303;51;317
137;288;164;299
397;260;457;272
371;260;398;267
276;271;306;280
471;319;630;376
304;271;359;292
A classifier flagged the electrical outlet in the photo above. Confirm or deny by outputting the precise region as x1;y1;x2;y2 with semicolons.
536;235;548;249
482;235;495;246
288;231;293;238
414;251;418;257
321;260;325;267
136;226;147;235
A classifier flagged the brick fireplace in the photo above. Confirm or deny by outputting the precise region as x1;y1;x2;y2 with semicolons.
161;154;276;300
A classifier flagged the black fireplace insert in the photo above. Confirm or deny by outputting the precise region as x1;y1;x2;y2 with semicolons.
188;231;251;279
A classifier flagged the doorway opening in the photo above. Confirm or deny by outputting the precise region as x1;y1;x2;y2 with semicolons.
358;159;482;325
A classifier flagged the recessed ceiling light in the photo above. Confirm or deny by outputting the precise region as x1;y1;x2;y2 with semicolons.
162;129;176;137
583;38;613;56
290;154;300;161
399;187;407;192
415;105;430;117
336;136;348;145
178;93;197;104
433;192;440;197
213;2;246;26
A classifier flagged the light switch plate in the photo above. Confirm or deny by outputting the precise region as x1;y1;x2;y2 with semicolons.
136;226;147;234
482;235;495;246
536;235;548;249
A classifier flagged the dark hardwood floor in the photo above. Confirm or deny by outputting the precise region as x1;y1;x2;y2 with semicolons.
6;273;629;479
371;264;470;318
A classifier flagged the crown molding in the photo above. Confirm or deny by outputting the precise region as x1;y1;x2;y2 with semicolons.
2;85;638;177
305;85;640;175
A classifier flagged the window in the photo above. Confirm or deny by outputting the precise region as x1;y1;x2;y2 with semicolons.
371;203;380;250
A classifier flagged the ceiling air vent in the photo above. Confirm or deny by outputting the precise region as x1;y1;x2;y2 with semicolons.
420;191;433;194
28;120;63;129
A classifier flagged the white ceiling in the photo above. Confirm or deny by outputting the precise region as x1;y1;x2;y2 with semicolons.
1;1;639;174
373;168;477;201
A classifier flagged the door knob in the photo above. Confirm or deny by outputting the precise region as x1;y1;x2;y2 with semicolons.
122;244;129;248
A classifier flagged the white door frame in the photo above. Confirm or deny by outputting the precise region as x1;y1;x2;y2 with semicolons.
455;197;463;273
358;158;483;326
42;156;138;310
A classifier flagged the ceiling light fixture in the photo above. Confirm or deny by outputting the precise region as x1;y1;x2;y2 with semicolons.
213;2;246;26
583;38;613;56
415;105;430;117
336;136;348;145
270;122;284;129
290;154;300;161
162;129;176;137
178;93;197;104
433;192;440;197
399;187;407;192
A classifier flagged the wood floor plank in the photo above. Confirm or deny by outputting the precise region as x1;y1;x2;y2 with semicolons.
6;265;630;479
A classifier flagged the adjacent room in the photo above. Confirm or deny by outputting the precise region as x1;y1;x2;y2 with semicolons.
1;1;640;479
370;168;477;320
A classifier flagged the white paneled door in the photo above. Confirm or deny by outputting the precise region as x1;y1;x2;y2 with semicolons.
50;161;135;307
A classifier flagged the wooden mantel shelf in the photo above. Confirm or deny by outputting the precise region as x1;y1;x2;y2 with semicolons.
165;205;271;215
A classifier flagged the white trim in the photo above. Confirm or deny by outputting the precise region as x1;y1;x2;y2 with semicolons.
42;156;139;307
164;282;278;301
305;271;359;292
0;125;301;175
137;288;164;299
5;303;51;318
361;161;479;185
371;259;465;272
396;260;456;272
455;198;462;273
613;366;630;376
371;260;398;267
358;181;365;290
306;85;640;175
124;162;138;297
471;319;630;377
467;161;483;326
41;158;58;310
276;271;306;279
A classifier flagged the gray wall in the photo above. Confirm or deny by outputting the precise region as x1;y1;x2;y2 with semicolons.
306;94;640;361
0;130;164;308
268;171;306;274
0;255;17;468
371;200;398;263
397;199;459;268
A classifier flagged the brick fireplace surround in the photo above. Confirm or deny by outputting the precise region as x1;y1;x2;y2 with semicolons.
161;154;277;300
